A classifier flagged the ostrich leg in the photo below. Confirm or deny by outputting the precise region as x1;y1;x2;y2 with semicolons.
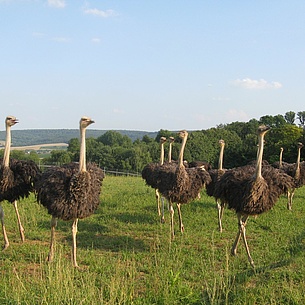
232;213;254;267
71;218;79;268
0;206;9;250
160;196;165;223
155;189;161;216
287;189;295;210
176;203;184;233
48;216;57;262
13;200;25;242
217;200;223;232
169;202;175;240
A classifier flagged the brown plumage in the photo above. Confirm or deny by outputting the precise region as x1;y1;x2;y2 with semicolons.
0;116;40;249
273;143;305;210
37;117;104;267
154;130;212;239
214;125;294;267
142;137;167;222
205;139;226;232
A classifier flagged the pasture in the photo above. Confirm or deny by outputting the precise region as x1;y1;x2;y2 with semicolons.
0;175;305;304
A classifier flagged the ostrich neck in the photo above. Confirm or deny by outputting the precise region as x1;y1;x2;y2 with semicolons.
279;150;283;168
168;143;172;163
218;145;224;170
3;125;11;167
295;147;301;178
79;127;87;172
255;133;265;180
160;143;165;165
178;136;187;167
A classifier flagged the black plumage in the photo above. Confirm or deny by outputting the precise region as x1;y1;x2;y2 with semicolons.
0;116;41;249
205;139;226;232
37;117;104;267
272;143;305;210
153;130;211;239
214;125;294;267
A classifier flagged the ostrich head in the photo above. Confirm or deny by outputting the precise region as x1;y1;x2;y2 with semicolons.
6;116;18;127
160;137;167;144
297;142;304;149
80;116;94;129
169;136;175;144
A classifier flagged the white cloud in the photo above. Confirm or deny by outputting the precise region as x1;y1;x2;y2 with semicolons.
52;36;69;42
232;78;282;90
84;8;117;18
48;0;66;8
91;38;101;43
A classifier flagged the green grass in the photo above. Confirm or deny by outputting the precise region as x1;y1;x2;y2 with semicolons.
0;176;305;304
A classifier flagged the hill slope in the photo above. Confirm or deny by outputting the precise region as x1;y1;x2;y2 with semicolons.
0;129;158;147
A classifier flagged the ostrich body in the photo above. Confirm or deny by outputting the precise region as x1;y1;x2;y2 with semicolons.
142;137;167;223
0;116;40;249
37;117;104;267
205;139;226;232
273;143;305;210
214;126;294;267
155;130;211;239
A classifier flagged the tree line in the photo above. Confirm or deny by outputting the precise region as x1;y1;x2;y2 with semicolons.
2;111;305;173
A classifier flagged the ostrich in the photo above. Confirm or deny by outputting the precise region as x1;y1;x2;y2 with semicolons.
142;137;167;223
0;116;40;250
273;143;305;210
155;130;212;239
214;125;294;267
205;139;226;232
37;117;104;267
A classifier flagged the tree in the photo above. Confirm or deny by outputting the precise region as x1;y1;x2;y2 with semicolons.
97;131;132;147
297;111;305;128
284;111;296;124
259;114;286;128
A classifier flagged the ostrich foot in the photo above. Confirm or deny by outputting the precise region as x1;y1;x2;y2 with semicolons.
19;227;25;243
2;243;9;251
180;225;184;233
231;247;237;256
160;217;165;224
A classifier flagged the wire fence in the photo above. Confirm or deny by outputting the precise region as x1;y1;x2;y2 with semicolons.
39;164;141;177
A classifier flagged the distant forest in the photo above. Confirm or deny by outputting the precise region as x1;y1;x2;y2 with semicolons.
0;129;158;146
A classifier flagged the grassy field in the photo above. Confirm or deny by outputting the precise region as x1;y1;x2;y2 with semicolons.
0;175;305;304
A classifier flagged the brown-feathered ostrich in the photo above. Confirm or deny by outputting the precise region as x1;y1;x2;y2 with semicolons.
273;143;305;210
142;137;167;223
214;125;294;267
37;117;104;267
155;130;212;239
205;139;226;232
0;116;40;250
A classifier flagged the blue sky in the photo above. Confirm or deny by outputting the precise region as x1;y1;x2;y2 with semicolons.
1;0;305;131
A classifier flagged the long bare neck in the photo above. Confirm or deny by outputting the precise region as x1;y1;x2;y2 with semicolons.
79;126;87;172
160;142;165;165
279;148;283;168
255;133;265;180
295;146;302;179
3;125;11;167
168;142;172;163
178;136;187;167
218;144;224;170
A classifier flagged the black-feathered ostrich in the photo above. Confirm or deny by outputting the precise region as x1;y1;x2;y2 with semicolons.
0;116;40;250
37;117;104;267
273;143;305;210
156;130;212;239
205;139;226;232
214;125;294;267
142;136;167;223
